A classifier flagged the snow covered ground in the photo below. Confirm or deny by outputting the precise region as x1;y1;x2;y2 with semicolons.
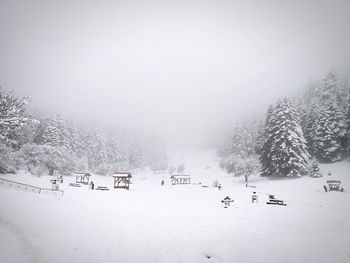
1;150;350;263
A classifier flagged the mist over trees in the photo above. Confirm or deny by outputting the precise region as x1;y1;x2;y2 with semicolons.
218;71;350;178
296;71;349;166
0;88;168;175
2;70;350;178
0;88;30;147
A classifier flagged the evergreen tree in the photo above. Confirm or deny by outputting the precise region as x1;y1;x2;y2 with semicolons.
262;98;310;177
231;125;247;158
83;130;107;169
294;95;307;123
42;121;60;146
0;143;15;173
94;132;107;167
313;107;341;162
68;124;85;158
0;88;30;146
56;115;72;152
327;99;347;154
345;96;350;158
218;118;258;174
297;70;348;162
18;143;78;176
304;99;320;155
319;71;341;106
81;130;95;169
260;105;276;176
15;117;40;149
310;159;322;178
254;120;265;155
105;136;122;164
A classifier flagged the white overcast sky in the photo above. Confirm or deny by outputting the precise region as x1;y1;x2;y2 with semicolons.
1;0;350;148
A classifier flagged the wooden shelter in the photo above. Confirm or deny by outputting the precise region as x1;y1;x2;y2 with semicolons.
170;175;191;185
75;172;91;185
325;180;344;192
111;172;132;190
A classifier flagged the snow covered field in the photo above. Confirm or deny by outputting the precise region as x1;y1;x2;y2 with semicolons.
1;150;350;263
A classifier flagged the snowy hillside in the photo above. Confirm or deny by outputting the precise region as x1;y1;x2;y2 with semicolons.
1;150;350;263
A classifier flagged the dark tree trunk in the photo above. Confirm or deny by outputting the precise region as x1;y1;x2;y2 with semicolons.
244;175;248;183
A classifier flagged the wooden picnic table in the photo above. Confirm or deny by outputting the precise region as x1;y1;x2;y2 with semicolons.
266;199;287;206
96;186;109;191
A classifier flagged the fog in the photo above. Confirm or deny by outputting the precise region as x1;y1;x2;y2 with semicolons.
1;0;350;148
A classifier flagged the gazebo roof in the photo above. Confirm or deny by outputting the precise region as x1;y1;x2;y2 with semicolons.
327;180;341;184
75;172;91;176
111;172;132;178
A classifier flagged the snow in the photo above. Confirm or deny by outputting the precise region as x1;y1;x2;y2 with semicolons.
1;150;350;263
111;172;131;177
327;146;338;152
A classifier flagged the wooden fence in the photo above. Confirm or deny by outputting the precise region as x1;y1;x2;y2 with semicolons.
0;177;64;196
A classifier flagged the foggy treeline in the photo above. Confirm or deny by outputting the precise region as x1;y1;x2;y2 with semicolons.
1;71;350;179
0;92;167;175
218;71;350;178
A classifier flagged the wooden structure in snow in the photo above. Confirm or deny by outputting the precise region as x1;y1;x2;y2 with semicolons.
0;177;64;196
221;196;234;208
170;175;191;185
266;194;287;206
75;172;91;185
324;180;344;192
111;172;132;190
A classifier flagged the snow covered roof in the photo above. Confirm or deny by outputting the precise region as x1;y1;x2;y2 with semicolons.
111;172;131;178
75;172;91;176
170;175;191;177
327;180;341;184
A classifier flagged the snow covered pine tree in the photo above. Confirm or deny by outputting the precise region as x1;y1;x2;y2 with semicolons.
346;96;350;158
0;88;30;146
313;102;343;162
310;159;322;178
261;98;310;177
260;105;276;176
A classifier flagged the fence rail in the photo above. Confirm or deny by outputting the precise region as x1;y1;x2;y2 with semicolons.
0;177;64;196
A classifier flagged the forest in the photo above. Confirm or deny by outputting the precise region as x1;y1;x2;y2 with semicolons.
0;90;168;176
218;71;350;179
1;71;350;179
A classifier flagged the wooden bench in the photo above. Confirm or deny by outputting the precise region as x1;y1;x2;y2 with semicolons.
266;199;287;206
96;186;109;191
69;183;81;187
